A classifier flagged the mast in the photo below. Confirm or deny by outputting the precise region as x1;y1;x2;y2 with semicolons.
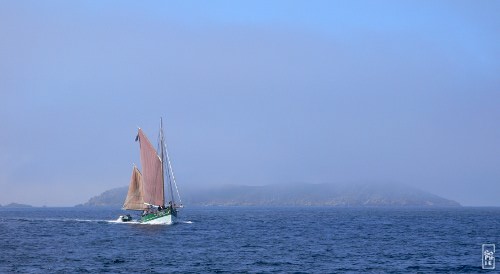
160;118;166;207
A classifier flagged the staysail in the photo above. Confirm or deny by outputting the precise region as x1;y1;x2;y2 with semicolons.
137;128;165;206
123;165;146;210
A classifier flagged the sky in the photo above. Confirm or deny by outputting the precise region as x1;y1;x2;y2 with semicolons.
0;1;498;206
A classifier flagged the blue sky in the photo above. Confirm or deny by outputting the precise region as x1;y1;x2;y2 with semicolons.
0;1;499;206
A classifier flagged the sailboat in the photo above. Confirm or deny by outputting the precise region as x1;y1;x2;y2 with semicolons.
119;118;183;224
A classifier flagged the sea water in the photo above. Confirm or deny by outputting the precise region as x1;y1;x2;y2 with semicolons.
1;206;499;273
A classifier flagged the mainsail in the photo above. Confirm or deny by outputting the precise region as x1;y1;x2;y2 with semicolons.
123;165;146;210
137;128;165;206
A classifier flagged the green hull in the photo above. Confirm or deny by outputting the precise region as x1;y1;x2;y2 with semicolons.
140;208;178;224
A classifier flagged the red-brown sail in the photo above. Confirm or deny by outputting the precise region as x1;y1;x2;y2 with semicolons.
137;128;165;206
122;166;146;210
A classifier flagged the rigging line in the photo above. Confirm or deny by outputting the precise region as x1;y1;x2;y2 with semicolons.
164;143;176;204
164;142;182;206
161;119;176;204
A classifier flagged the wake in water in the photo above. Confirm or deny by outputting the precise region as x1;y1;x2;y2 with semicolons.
4;217;112;223
108;219;140;224
73;218;111;223
2;216;193;225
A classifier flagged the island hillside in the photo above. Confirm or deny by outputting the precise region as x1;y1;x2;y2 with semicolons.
78;183;461;207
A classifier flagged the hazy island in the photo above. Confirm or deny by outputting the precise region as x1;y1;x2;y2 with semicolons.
0;203;33;208
78;183;460;207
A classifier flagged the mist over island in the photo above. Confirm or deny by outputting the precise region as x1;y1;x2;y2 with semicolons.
79;183;460;208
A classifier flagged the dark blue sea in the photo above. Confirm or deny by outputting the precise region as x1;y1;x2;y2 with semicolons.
1;207;499;273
